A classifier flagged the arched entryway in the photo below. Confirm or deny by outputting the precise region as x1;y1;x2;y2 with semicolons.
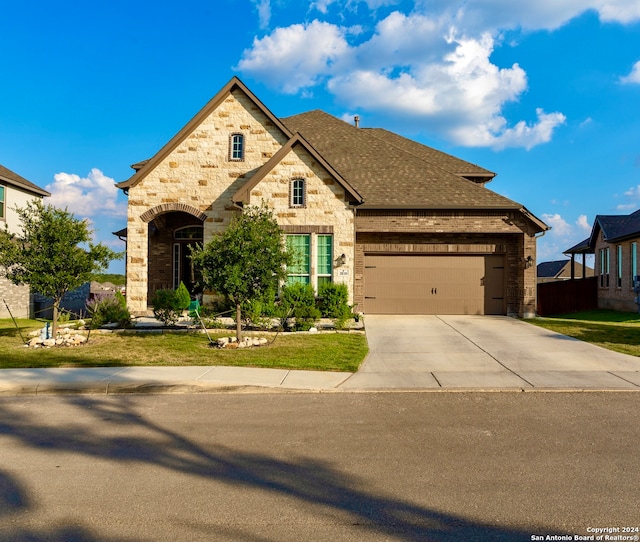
140;204;207;302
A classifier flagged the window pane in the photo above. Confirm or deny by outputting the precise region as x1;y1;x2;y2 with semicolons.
317;276;332;288
286;235;310;275
231;134;244;160
291;179;304;206
317;235;332;275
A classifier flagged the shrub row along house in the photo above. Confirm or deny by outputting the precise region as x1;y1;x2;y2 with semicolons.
0;164;50;318
566;209;640;312
117;77;548;318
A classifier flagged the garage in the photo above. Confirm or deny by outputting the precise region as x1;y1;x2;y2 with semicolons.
364;254;505;315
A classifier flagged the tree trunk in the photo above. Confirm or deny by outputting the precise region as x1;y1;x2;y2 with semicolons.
236;303;242;342
51;299;60;339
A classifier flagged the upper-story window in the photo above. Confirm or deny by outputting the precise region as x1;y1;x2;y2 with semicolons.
230;133;245;161
290;178;306;208
0;185;5;220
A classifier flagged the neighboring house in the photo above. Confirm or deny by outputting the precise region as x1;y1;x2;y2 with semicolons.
116;77;548;318
537;259;594;283
0;163;51;318
566;209;640;312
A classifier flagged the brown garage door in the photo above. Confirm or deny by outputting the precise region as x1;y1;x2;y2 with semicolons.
364;254;505;315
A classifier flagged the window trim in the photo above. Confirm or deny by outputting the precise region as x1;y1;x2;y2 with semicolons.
599;247;610;288
289;178;306;208
229;133;245;162
316;234;333;289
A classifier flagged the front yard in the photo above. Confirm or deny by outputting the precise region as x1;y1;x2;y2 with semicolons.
527;310;640;357
0;319;369;372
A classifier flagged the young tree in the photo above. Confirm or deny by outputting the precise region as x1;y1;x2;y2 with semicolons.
191;205;290;341
0;200;118;337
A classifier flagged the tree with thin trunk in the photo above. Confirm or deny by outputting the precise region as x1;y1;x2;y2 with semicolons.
190;205;290;342
0;200;118;337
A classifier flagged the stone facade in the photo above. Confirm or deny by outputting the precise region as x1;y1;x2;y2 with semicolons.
125;89;289;313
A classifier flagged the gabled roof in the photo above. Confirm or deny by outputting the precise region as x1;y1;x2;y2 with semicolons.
117;77;293;190
537;260;570;278
233;133;364;205
0;163;50;197
281;110;526;211
591;210;640;243
565;209;640;255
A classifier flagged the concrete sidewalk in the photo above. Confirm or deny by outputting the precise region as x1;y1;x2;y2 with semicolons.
2;315;640;394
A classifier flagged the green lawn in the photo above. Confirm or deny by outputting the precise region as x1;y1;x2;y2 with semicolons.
0;319;368;372
527;310;640;357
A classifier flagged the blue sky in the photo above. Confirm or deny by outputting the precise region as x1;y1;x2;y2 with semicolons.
2;0;640;274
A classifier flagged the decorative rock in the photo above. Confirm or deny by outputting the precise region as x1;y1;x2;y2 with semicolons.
43;339;57;347
308;327;318;334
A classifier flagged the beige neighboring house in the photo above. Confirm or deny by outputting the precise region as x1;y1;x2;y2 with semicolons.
117;77;548;318
0;164;51;318
537;260;594;284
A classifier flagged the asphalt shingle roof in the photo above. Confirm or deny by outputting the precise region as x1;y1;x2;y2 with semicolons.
282;110;521;210
595;210;640;242
0;164;50;197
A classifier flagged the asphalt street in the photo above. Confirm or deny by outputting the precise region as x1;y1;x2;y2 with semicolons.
1;392;638;541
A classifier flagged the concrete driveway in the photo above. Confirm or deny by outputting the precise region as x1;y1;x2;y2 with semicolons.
341;315;640;390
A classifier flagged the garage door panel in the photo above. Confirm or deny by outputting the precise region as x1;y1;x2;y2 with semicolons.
364;254;505;315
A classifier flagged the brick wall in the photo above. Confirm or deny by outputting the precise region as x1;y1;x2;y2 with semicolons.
355;210;539;317
594;234;640;312
0;276;31;318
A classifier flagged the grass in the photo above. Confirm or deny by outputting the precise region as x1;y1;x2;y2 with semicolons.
0;319;369;372
527;310;640;357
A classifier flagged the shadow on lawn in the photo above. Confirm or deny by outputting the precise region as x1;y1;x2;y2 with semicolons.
0;396;565;542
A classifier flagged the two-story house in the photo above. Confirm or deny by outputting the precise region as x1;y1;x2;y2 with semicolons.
117;77;548;318
0;164;51;318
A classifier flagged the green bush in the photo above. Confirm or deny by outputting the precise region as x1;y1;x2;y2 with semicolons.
242;286;277;329
175;281;192;310
278;283;321;331
151;288;182;326
87;292;132;329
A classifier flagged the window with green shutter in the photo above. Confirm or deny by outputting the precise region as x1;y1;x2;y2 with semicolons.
317;235;333;288
286;235;310;284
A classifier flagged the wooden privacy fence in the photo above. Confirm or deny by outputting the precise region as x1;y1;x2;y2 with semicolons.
537;277;598;316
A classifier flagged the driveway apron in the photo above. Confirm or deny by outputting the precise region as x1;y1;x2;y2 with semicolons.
341;315;640;390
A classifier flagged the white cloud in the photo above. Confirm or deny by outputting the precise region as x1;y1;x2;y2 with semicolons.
237;20;352;93
620;60;640;84
542;213;573;237
251;0;271;29
237;0;640;149
576;214;591;232
45;168;126;219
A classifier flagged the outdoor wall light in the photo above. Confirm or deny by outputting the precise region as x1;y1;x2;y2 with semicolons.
524;255;533;269
337;253;347;266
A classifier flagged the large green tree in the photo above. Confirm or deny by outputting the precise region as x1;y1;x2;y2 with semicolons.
191;205;290;341
0;200;118;337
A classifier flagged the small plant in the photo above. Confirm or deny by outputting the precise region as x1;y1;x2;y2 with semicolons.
278;283;321;331
175;281;192;312
151;288;182;326
87;292;132;329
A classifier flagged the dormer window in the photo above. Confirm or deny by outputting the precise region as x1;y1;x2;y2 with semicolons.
290;178;306;208
230;133;245;161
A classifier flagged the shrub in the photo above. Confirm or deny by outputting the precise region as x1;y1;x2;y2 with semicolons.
278;283;321;331
87;292;132;329
242;286;277;329
317;282;348;315
151;288;182;326
175;281;192;311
